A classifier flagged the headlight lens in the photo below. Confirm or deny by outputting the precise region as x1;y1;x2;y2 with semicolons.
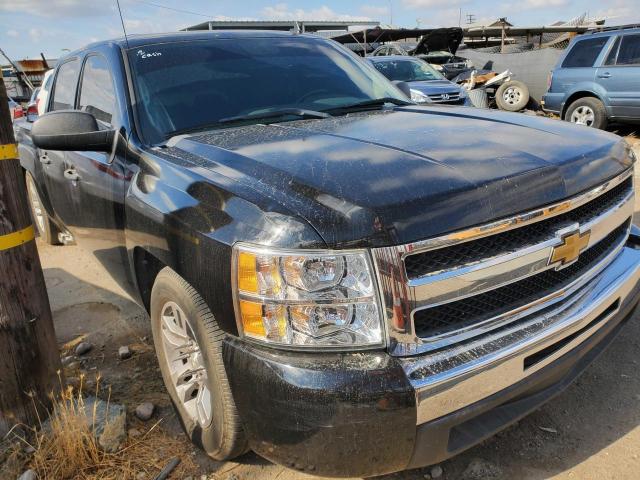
233;245;383;349
410;89;431;103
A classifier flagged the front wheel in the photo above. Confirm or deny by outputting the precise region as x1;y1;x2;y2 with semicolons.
150;267;248;460
565;97;608;129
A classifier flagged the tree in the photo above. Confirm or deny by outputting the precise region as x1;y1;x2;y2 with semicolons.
0;80;61;436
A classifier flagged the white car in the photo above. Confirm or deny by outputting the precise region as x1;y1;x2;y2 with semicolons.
26;69;54;120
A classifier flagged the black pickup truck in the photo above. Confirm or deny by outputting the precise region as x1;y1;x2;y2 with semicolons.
15;31;640;477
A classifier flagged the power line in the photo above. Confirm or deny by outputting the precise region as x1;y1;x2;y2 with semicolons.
130;0;213;18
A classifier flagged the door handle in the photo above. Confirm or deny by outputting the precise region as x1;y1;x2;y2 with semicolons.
39;154;51;165
598;72;611;78
64;168;79;181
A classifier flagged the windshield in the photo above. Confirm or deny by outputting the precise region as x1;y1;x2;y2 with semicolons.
129;36;407;144
372;59;444;82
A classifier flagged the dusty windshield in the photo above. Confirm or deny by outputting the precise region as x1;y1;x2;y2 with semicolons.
129;36;407;144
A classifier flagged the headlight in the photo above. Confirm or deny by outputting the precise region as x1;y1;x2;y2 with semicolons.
233;244;384;349
410;89;431;103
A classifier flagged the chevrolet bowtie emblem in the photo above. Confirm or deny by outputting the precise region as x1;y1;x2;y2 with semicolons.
550;229;591;267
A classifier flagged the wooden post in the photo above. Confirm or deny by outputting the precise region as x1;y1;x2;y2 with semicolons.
0;79;61;437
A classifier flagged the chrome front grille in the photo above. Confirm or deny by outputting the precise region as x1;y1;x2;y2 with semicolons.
405;177;632;279
413;221;629;338
372;169;634;356
428;92;461;103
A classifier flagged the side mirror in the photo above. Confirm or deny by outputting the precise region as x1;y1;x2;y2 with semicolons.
392;80;412;99
32;110;115;152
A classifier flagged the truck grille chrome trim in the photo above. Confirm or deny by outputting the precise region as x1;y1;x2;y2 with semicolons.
412;222;628;341
371;169;634;356
427;92;461;103
405;245;640;424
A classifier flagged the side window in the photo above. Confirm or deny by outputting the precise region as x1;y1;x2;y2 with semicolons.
79;55;116;125
51;59;80;110
562;37;609;68
604;36;621;65
616;34;640;65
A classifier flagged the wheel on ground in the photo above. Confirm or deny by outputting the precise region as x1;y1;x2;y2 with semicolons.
495;80;530;111
565;97;608;129
25;171;60;245
150;267;248;460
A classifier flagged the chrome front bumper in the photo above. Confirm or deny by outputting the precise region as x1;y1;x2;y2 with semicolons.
402;241;640;425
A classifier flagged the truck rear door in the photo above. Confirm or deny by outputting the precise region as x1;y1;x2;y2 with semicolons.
40;57;81;228
596;33;640;119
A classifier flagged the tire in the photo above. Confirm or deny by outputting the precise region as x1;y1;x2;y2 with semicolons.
25;171;61;245
150;267;248;460
495;80;530;112
565;97;608;129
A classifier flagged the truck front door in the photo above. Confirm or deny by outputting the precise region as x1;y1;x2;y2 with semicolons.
61;53;136;292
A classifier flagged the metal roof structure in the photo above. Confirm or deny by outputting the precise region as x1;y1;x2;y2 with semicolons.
183;20;379;33
463;24;598;38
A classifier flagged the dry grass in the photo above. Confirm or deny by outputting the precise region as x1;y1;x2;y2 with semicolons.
9;374;198;480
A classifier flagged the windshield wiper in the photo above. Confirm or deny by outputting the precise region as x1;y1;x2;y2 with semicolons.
165;108;331;140
325;97;413;114
218;108;331;124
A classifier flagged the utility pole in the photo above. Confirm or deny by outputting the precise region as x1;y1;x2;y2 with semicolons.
0;79;61;436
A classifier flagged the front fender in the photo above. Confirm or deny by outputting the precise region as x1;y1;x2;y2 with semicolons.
124;149;325;335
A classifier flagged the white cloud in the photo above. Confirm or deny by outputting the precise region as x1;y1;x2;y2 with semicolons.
360;5;390;17
518;0;569;9
402;0;471;9
28;28;42;42
6;29;19;37
0;0;114;17
262;3;372;21
590;0;640;23
414;7;470;27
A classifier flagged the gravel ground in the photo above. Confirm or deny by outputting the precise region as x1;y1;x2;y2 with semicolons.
34;125;640;480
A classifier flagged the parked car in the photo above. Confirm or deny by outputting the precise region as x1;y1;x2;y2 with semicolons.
26;69;54;121
371;41;418;57
8;97;23;121
15;31;640;478
542;26;640;129
368;56;470;105
369;28;469;79
26;87;40;122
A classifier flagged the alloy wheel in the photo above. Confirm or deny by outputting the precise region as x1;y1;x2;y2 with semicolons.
159;301;212;427
570;106;595;126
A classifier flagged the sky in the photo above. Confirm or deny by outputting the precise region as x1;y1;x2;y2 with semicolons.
1;0;638;60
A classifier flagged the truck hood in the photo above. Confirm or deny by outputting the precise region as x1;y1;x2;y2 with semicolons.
163;107;631;247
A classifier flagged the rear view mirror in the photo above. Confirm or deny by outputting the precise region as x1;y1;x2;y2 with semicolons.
392;80;412;99
32;110;115;152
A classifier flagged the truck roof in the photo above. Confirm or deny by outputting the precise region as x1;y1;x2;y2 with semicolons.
63;30;308;58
